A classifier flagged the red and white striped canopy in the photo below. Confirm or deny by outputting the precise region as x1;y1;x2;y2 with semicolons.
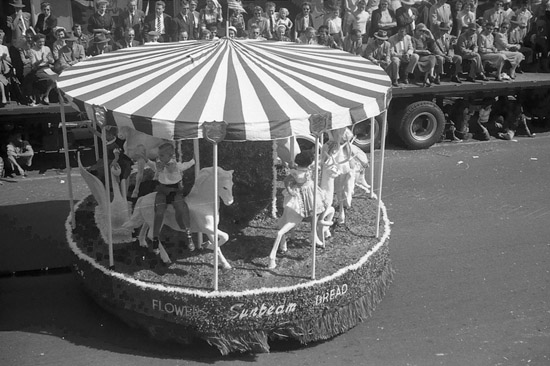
57;39;391;141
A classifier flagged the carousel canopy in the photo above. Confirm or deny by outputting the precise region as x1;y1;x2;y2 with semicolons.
57;39;392;141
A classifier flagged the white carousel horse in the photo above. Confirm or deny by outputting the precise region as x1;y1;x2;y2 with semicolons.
117;126;172;199
123;167;235;268
268;169;337;270
78;152;133;244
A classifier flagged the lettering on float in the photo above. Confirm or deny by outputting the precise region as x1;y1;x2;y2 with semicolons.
228;302;297;320
152;299;207;318
315;284;348;305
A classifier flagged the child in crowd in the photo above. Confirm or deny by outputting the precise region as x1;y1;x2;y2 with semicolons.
325;4;344;45
152;143;195;254
6;132;34;177
277;8;293;39
230;8;246;38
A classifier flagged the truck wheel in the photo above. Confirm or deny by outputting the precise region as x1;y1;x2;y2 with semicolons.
351;117;383;151
399;101;445;150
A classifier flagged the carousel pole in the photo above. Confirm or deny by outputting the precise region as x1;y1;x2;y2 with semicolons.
369;116;375;199
213;142;219;290
58;90;76;229
375;110;388;238
92;117;99;161
310;134;320;280
193;139;203;248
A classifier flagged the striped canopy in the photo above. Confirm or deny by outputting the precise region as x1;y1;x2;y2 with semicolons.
57;39;391;141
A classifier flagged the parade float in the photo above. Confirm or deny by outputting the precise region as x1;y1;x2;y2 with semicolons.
57;38;393;354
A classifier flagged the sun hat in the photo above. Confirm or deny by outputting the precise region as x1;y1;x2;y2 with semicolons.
438;22;451;31
93;33;109;43
9;0;25;8
374;30;388;40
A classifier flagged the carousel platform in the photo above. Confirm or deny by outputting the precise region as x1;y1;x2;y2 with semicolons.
66;191;392;354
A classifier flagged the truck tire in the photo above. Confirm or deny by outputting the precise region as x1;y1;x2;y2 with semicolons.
398;101;445;150
351;117;383;151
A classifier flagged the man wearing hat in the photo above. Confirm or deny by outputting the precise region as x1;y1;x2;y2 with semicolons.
54;34;85;74
396;0;418;35
428;0;453;35
434;21;463;83
364;30;393;83
87;0;115;36
7;0;32;49
87;33;112;56
456;22;487;81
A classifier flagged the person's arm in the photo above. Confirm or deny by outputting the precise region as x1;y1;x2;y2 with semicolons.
177;158;195;173
19;142;34;158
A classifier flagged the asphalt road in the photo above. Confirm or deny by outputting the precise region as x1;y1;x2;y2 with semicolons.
1;135;549;366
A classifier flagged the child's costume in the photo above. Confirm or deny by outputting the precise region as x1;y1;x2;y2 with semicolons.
154;158;194;201
284;166;329;218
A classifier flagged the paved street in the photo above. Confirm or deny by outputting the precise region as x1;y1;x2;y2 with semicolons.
1;135;549;366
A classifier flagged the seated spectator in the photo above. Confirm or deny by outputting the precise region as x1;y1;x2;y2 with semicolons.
54;34;85;74
275;25;292;41
179;30;190;41
145;30;161;43
389;25;419;84
72;24;90;55
248;25;266;40
364;30;393;83
297;27;318;44
209;26;219;40
87;33;112;56
295;2;315;40
412;24;437;86
342;28;363;54
456;22;487;81
494;22;524;78
114;28;139;49
6;132;34;177
22;33;55;105
0;30;12;107
248;6;271;40
477;21;507;81
17;29;35;105
370;0;397;37
201;28;212;40
51;27;66;61
434;22;463;83
227;26;237;39
318;25;341;48
509;17;533;65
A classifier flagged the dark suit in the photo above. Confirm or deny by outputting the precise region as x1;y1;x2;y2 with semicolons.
87;44;113;57
370;8;397;37
173;12;194;40
144;13;173;42
116;9;145;42
87;12;115;34
396;6;418;35
34;13;57;48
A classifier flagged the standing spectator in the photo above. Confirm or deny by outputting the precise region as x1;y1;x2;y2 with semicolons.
144;1;173;42
53;34;85;74
72;24;90;54
456;1;476;35
434;21;463;83
350;0;371;39
412;24;437;86
478;21;507;80
389;25;419;83
88;0;115;36
34;2;57;49
113;28;140;49
501;0;514;24
7;0;32;49
277;8;293;39
116;0;145;43
370;0;397;37
482;0;506;30
514;0;532;32
318;25;341;47
230;8;246;38
364;30;393;82
6;132;34;177
23;34;55;105
366;0;380;14
295;2;316;40
325;3;344;45
428;0;452;35
199;0;223;37
189;0;201;40
247;6;271;40
342;28;363;53
0;30;12;107
87;33;112;56
297;26;318;44
494;21;524;78
396;0;418;35
174;1;194;41
450;0;463;36
265;2;278;39
456;22;486;81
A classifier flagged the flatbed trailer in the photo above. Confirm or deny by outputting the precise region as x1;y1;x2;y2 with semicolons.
353;73;550;150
